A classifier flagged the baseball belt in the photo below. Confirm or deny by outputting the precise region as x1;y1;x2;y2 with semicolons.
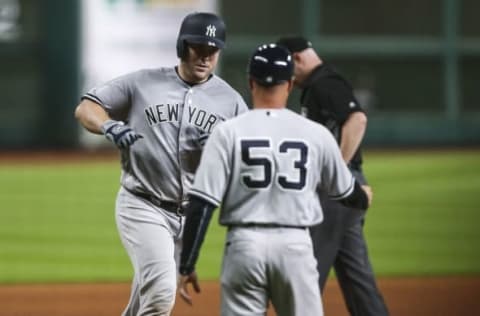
228;223;307;230
124;187;184;215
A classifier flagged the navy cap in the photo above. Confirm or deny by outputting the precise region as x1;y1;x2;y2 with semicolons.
248;43;293;87
176;12;226;57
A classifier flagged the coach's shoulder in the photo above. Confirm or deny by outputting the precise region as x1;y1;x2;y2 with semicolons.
289;109;331;133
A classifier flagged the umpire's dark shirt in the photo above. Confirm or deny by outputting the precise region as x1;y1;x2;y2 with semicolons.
300;63;364;171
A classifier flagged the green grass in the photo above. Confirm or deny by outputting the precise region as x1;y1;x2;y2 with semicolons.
0;150;479;284
0;162;130;283
363;150;480;276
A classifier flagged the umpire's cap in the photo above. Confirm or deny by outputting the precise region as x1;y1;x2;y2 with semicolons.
248;43;293;87
276;36;313;54
176;12;226;58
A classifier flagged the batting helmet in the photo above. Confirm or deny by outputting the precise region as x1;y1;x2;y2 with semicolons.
176;12;226;58
248;44;293;87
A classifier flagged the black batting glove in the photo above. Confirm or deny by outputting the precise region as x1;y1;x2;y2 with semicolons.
101;120;143;149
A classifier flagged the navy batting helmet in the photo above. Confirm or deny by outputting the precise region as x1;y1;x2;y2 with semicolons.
176;12;226;58
248;43;293;87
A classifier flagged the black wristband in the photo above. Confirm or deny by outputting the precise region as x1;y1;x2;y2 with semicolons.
179;265;195;276
339;180;368;210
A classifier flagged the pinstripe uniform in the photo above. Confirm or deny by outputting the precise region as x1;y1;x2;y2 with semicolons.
83;67;247;315
189;108;355;316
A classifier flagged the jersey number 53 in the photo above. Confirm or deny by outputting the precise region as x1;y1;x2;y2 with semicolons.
240;139;308;191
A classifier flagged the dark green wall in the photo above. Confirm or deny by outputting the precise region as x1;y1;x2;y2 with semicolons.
0;0;80;149
221;0;480;145
0;0;479;148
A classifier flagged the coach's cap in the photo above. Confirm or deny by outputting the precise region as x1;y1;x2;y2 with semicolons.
248;43;293;87
276;36;313;53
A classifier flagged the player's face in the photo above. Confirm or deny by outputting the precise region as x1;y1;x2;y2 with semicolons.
180;43;220;83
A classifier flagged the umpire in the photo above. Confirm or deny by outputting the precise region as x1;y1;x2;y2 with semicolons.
277;36;389;316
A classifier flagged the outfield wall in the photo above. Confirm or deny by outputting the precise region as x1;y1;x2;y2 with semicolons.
0;0;479;148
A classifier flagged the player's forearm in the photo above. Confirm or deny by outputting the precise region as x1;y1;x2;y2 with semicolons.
74;99;111;134
340;112;367;163
179;195;216;275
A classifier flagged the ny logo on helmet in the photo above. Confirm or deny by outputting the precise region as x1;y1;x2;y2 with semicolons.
205;25;216;37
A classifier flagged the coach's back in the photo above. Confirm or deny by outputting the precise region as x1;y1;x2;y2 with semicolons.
190;107;354;228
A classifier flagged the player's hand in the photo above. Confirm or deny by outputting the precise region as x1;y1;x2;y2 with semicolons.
178;271;201;305
101;120;143;149
361;185;373;207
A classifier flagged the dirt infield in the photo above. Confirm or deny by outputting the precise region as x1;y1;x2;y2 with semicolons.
1;277;479;316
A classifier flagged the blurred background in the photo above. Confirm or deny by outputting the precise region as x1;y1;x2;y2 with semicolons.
0;0;479;150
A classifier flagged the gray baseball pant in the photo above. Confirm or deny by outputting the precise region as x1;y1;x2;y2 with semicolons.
115;187;183;316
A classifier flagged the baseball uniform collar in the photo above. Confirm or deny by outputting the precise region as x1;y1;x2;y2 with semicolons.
174;66;214;87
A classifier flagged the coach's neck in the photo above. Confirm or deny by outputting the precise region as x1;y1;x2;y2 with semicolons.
250;79;293;110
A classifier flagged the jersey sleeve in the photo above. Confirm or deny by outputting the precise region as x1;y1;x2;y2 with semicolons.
189;124;231;206
82;72;135;120
313;79;363;124
234;92;249;115
318;128;355;199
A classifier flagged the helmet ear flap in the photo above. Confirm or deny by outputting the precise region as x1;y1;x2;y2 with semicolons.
176;38;184;59
177;39;192;60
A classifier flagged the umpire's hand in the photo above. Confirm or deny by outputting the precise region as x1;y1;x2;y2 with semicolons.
101;120;143;149
361;185;373;207
178;271;201;305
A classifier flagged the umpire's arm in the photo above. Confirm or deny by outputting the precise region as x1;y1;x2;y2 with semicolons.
341;111;367;163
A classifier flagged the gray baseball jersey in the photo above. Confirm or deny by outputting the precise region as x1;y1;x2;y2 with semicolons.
83;67;248;203
188;108;354;316
83;67;247;315
190;108;355;226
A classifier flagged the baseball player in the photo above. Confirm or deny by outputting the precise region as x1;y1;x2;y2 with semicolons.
177;44;372;316
74;12;248;316
277;36;389;315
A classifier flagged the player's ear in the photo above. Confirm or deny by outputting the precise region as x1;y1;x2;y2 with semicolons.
292;52;302;64
287;78;294;92
248;78;255;91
